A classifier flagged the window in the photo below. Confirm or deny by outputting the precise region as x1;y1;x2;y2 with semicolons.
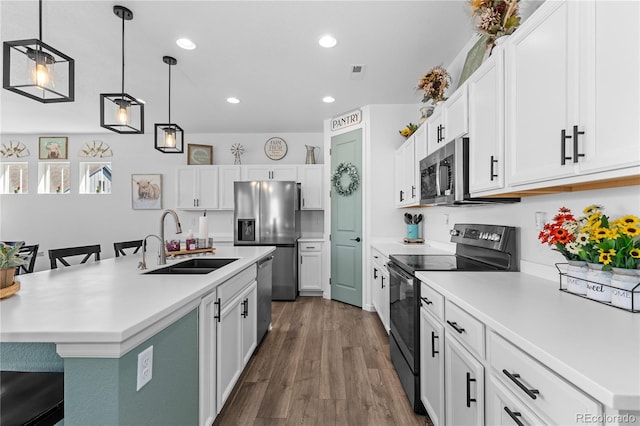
0;162;28;194
38;162;70;194
79;162;112;194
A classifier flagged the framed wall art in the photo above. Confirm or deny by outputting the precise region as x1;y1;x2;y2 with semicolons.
39;136;68;159
187;144;213;165
131;174;162;210
264;137;287;160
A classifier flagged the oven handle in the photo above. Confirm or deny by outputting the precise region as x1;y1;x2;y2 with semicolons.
386;261;414;281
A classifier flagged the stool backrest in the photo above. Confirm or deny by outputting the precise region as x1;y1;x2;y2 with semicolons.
49;245;101;269
113;240;143;257
16;244;39;275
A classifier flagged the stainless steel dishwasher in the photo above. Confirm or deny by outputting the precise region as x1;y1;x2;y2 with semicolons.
256;255;273;344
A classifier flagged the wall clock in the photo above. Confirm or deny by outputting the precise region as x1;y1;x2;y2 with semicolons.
264;137;287;160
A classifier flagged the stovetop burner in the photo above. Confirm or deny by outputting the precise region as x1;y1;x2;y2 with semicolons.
389;254;501;273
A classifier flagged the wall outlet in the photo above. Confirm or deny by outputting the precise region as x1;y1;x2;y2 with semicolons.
136;345;153;391
535;211;547;231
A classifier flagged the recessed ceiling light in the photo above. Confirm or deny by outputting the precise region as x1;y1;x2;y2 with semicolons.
318;35;337;48
227;97;240;104
322;96;335;103
176;38;196;50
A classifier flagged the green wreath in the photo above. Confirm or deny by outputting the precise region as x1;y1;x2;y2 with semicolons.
332;162;360;197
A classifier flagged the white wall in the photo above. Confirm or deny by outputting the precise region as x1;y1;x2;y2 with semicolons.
0;131;323;271
401;185;640;271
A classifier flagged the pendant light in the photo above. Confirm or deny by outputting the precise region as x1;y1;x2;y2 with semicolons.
154;56;184;153
2;0;75;103
100;5;144;134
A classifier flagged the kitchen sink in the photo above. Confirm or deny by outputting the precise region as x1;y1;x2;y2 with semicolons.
144;258;239;275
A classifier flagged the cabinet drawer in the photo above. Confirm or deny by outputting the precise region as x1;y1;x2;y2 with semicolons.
487;376;547;426
420;282;444;321
371;248;388;264
218;265;257;308
488;332;602;425
299;242;322;252
444;300;485;359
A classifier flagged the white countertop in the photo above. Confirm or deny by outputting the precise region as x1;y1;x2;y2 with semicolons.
371;239;454;257
298;237;325;243
0;246;274;357
415;271;640;411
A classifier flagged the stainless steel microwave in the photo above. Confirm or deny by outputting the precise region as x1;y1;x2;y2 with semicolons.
419;138;520;206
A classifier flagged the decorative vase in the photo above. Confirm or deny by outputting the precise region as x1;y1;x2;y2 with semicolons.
0;268;16;289
586;263;613;302
610;268;640;310
419;106;434;124
565;260;588;295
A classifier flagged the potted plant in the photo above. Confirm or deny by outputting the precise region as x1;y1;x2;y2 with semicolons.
0;242;26;289
469;0;521;43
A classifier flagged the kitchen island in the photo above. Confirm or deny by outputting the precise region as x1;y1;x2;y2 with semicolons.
0;245;275;425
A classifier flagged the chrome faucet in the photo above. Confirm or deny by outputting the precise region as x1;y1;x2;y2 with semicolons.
137;209;183;270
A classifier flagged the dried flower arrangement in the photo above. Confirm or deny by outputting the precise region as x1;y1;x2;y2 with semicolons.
469;0;521;41
417;66;450;104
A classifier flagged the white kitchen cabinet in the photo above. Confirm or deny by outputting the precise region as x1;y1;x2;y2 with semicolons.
443;84;469;144
242;165;298;181
298;165;323;210
298;241;323;292
371;248;389;332
468;50;506;195
420;304;445;426
445;333;485;426
486;376;546;426
218;165;241;210
427;107;445;155
413;124;427;202
216;267;257;413
394;136;418;207
199;291;218;426
177;166;219;210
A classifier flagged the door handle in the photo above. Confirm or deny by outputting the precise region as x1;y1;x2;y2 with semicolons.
490;155;498;181
560;129;572;165
350;237;361;242
572;125;585;163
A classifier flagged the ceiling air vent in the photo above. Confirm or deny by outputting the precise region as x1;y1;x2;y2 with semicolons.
349;64;366;80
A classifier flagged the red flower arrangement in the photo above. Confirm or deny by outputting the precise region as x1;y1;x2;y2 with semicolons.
538;206;580;260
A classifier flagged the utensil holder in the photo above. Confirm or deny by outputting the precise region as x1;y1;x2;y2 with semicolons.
407;224;419;239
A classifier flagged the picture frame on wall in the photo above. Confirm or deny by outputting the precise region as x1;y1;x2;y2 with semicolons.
187;144;213;165
131;174;162;210
39;136;68;159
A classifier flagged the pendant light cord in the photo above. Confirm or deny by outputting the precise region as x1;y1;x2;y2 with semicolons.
121;10;125;98
168;62;172;123
39;0;43;41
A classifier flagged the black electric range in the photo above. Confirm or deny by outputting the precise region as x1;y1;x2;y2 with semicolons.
387;223;518;414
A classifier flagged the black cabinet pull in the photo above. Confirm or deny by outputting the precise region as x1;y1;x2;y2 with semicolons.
214;298;221;322
466;372;476;408
440;125;445;142
431;331;439;358
490;155;498;181
381;276;385;289
241;298;249;318
560;129;572;165
374;268;378;280
411;185;416;198
399;190;404;202
446;320;465;334
504;407;524;426
421;296;433;306
572;125;585;163
502;369;540;400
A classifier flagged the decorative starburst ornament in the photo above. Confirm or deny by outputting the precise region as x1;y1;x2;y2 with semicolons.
79;140;113;158
230;143;245;165
0;141;30;158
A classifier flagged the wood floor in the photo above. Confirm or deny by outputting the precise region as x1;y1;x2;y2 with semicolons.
214;297;431;426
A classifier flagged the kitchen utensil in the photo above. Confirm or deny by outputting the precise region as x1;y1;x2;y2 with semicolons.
415;214;423;224
414;214;418;224
404;213;413;224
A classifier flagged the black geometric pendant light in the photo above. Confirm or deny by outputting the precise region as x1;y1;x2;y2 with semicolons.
2;0;75;103
99;5;144;134
154;56;184;153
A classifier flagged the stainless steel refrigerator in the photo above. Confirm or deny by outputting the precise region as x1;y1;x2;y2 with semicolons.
234;181;300;300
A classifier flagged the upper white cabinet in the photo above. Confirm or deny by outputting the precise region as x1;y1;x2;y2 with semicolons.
468;50;506;195
427;107;445;154
443;84;469;144
395;135;418;207
506;0;639;187
177;166;219;210
298;165;323;210
218;166;241;210
241;165;298;181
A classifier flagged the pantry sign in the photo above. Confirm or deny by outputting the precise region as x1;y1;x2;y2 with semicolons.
331;109;362;132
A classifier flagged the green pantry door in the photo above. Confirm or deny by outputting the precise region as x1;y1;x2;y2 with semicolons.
330;128;363;307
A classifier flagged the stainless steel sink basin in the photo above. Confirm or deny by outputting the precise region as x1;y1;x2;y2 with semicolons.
144;258;238;275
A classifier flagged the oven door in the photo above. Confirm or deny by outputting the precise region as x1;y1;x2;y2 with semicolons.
388;261;419;372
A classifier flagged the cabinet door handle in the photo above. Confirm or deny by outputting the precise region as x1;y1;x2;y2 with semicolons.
306;246;315;249
302;198;305;207
381;276;385;289
374;268;378;279
440;125;445;142
504;407;524;426
560;129;572;165
421;296;433;306
411;185;416;198
431;331;439;358
446;320;465;334
241;298;248;318
466;372;476;408
437;125;441;142
490;155;498;181
572;125;585;163
502;369;540;400
214;298;221;322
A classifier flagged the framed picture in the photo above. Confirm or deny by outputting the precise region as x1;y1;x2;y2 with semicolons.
131;174;162;210
187;144;213;165
264;137;287;160
39;136;68;159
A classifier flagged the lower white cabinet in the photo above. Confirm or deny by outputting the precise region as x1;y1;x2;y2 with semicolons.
445;334;485;426
240;282;258;366
371;249;390;332
298;241;323;292
420;305;445;426
199;291;218;426
486;376;546;426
